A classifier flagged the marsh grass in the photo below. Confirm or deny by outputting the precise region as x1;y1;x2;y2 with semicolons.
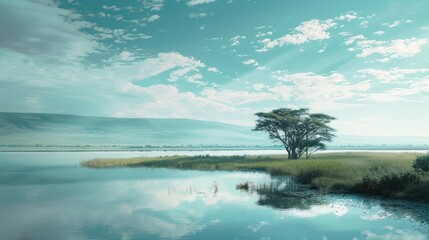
81;152;429;201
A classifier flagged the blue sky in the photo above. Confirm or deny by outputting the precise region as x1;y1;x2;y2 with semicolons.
1;0;429;137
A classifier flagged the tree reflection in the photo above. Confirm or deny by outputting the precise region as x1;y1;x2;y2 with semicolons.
239;176;429;233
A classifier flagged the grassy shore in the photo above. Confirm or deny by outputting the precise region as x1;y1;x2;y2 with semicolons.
81;152;429;201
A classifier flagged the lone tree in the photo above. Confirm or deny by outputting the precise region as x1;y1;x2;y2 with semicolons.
253;108;336;159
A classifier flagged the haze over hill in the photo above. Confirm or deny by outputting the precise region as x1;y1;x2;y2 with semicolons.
0;112;428;151
0;112;273;148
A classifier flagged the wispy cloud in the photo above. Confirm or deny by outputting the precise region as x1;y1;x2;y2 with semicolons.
382;19;412;28
202;88;274;105
147;14;160;22
189;13;208;18
258;19;337;52
186;0;216;7
110;51;135;62
143;0;164;11
242;59;259;66
335;12;358;21
345;35;428;61
272;71;371;109
230;35;246;46
358;68;428;83
0;0;98;61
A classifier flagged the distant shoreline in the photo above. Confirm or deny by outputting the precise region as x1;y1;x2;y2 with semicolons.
1;146;428;153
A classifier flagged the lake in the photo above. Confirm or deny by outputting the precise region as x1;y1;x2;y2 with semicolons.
0;151;428;240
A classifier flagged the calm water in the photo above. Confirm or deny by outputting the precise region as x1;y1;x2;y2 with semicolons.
0;152;428;240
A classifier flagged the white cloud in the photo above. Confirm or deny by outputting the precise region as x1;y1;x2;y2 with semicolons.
94;27;152;42
256;66;268;71
366;78;429;102
272;72;370;109
102;5;121;11
112;51;135;62
0;50;212;115
252;83;265;91
345;34;366;45
335;12;358;21
339;31;352;37
345;35;428;60
259;19;336;51
255;31;273;38
201;88;274;105
388;20;400;28
186;0;216;7
358;68;429;83
230;35;246;46
318;45;326;53
106;52;207;82
382;20;410;28
373;31;385;36
147;14;160;22
0;0;98;61
268;85;293;101
242;59;259;66
360;21;369;28
122;84;240;118
143;0;164;11
189;13;208;18
116;84;239;119
207;66;220;73
358;38;428;59
186;74;206;85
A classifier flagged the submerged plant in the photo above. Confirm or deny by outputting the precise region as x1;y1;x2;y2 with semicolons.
236;181;255;193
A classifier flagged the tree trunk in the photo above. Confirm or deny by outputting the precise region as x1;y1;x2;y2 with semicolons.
290;149;298;159
305;133;309;159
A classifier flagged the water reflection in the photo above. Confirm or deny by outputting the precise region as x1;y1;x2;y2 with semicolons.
254;177;324;210
246;176;429;238
0;152;428;240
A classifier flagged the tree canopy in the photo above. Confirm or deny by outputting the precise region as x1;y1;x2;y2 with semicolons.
253;108;336;159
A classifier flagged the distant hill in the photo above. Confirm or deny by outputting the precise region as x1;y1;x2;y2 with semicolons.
0;112;428;151
0;112;273;148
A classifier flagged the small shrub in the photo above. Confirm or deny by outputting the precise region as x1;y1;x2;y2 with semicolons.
406;181;429;200
354;171;421;197
378;172;421;191
413;155;429;172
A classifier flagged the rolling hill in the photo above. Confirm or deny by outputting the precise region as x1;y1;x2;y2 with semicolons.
0;112;274;148
0;112;428;151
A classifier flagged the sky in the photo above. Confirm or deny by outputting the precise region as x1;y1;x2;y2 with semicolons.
1;0;429;137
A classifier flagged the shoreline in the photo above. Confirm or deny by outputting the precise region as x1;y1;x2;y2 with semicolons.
81;152;429;202
1;148;428;153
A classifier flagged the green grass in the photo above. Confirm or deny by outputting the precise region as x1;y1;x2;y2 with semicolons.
81;152;429;201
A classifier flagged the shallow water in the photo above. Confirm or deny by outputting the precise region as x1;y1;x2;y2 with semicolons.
0;152;428;240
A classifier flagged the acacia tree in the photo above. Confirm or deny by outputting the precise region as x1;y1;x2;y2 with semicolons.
253;108;335;159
